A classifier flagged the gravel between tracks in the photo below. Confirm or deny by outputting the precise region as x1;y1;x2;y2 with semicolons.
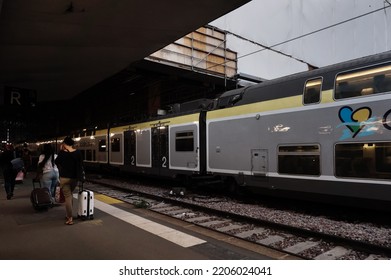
89;179;391;249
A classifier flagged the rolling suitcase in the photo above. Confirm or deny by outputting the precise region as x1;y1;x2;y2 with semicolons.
77;184;94;220
30;179;52;210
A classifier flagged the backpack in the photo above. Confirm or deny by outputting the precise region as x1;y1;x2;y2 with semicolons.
11;158;24;172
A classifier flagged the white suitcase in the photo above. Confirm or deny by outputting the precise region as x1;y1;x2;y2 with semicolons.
78;189;94;220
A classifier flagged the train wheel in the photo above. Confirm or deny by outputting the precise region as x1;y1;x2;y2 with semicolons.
224;177;238;195
179;175;193;189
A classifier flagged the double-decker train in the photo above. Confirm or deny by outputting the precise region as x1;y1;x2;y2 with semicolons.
40;51;391;210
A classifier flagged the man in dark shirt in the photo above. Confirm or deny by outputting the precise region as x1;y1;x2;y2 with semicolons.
55;137;83;225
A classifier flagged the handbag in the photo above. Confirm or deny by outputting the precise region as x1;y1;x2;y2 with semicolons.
55;185;65;203
15;170;25;182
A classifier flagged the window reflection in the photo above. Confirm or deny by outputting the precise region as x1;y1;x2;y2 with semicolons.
335;142;391;179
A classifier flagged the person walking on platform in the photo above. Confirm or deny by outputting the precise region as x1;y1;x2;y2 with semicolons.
0;144;17;200
55;137;83;225
22;143;32;174
37;144;59;201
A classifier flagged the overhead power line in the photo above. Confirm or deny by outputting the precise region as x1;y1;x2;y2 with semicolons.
204;4;391;72
237;4;391;61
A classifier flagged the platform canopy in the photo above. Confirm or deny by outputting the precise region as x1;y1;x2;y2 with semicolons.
0;0;249;102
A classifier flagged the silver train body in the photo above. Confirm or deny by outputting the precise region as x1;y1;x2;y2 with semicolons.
49;51;391;209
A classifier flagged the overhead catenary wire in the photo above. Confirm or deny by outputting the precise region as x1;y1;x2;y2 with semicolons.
206;4;391;71
238;4;391;61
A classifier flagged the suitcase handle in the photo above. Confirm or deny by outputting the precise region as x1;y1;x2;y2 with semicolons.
32;178;41;189
78;182;84;192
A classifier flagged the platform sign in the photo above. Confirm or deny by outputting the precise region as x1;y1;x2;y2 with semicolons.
4;86;37;107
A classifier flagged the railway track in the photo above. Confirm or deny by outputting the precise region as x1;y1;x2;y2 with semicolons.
85;177;391;260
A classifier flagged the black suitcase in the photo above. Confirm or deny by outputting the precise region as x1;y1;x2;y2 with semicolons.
30;178;52;210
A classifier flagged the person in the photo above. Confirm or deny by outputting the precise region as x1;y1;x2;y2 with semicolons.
0;144;16;200
22;143;32;173
55;136;83;225
37;144;59;201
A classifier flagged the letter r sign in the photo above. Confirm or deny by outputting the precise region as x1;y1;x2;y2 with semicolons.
4;86;36;107
10;90;22;105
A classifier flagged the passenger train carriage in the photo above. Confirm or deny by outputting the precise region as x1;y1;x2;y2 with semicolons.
75;112;207;180
50;51;391;210
206;52;391;208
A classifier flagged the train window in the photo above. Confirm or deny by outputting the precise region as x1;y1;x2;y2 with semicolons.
278;145;320;176
175;131;194;152
111;137;120;152
335;142;391;179
98;139;106;152
335;63;391;99
303;78;321;104
86;149;94;161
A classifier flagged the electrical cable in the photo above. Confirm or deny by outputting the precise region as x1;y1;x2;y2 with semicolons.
237;4;391;61
205;4;391;71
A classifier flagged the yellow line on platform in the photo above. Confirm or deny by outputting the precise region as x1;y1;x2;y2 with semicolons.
72;191;206;247
94;194;123;205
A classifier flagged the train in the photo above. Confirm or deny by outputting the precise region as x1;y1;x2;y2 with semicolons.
37;50;391;210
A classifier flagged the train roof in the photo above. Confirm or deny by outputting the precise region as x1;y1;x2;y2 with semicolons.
72;50;391;136
216;50;391;108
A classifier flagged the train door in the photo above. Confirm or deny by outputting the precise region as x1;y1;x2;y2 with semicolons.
109;133;124;165
96;135;107;163
151;125;169;175
251;149;268;177
124;130;136;168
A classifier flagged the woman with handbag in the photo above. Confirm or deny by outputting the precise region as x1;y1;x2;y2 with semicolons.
37;144;59;202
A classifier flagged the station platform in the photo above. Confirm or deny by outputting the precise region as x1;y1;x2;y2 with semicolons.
0;173;296;260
